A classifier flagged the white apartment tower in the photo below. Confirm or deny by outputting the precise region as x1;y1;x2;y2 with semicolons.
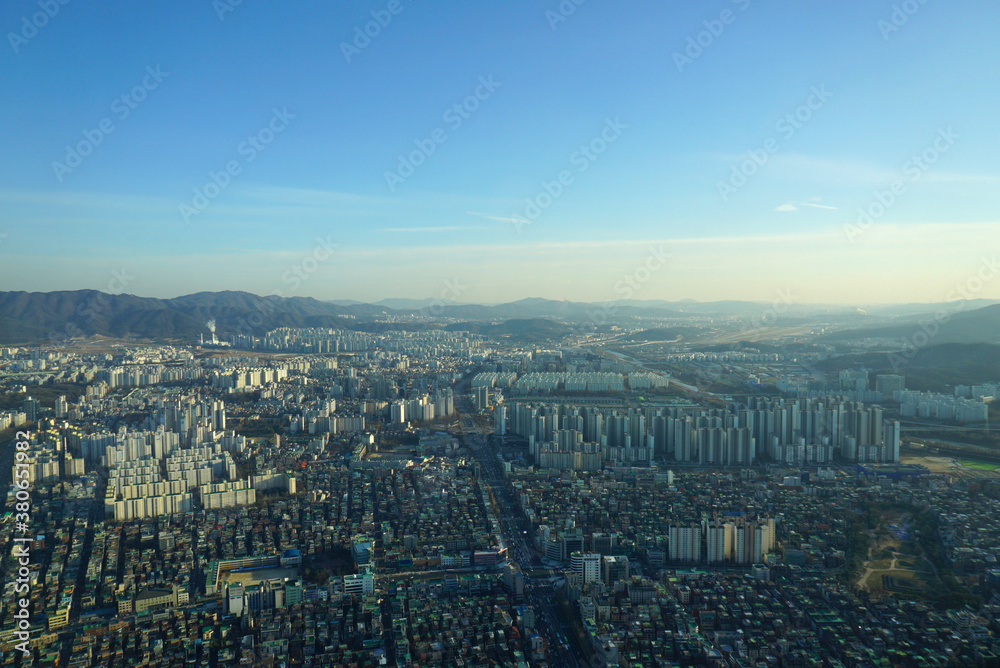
669;525;702;563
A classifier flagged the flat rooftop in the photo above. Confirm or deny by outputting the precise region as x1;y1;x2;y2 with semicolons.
219;566;300;588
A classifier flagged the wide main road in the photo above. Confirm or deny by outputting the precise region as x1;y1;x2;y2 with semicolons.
453;390;582;668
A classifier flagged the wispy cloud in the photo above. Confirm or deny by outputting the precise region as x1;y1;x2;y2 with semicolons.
775;198;839;212
769;154;1000;187
7;222;999;303
466;211;529;224
236;185;386;207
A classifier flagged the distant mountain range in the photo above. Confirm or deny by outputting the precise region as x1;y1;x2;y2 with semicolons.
820;303;1000;346
1;290;999;346
374;298;462;310
327;298;465;309
0;291;366;344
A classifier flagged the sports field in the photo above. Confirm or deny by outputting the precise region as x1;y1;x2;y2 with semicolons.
959;460;1000;471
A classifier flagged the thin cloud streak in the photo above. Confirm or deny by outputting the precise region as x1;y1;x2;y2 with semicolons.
466;211;530;224
768;154;1000;187
383;226;488;233
775;200;839;212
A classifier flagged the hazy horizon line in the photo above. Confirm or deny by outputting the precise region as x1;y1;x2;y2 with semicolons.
3;287;999;309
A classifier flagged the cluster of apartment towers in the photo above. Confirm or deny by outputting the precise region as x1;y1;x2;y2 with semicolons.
499;396;901;467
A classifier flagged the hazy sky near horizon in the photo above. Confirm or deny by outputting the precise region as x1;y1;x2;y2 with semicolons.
2;0;999;305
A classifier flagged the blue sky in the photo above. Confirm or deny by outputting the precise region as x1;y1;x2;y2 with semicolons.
2;0;998;304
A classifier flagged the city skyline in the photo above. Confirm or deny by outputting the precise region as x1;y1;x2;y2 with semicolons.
2;1;999;304
4;3;1000;664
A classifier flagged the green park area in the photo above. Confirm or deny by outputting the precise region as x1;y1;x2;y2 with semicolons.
855;510;938;599
959;459;1000;471
846;503;979;609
